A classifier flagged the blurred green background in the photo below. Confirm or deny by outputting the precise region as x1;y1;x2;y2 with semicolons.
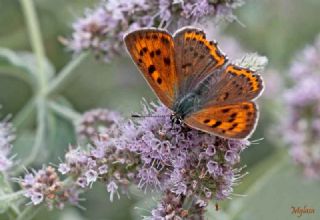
0;0;320;219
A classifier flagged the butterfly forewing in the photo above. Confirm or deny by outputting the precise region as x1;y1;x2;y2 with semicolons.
185;101;258;139
173;27;227;97
124;29;177;108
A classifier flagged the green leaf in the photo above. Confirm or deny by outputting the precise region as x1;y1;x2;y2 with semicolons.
12;130;36;163
46;106;76;162
208;154;320;220
0;48;55;86
58;209;87;220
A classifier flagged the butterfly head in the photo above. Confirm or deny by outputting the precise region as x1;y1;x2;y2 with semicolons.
170;113;183;125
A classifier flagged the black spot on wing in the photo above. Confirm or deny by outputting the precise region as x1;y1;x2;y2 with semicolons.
222;108;230;113
211;121;222;128
164;57;171;66
148;65;156;75
203;119;210;124
228;123;238;131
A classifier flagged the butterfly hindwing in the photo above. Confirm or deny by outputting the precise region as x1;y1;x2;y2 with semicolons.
199;65;263;109
173;27;227;97
185;101;258;139
124;29;177;108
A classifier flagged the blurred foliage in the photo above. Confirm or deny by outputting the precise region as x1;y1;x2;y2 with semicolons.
0;0;320;219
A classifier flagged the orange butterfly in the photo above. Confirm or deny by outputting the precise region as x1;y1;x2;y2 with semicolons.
124;27;264;139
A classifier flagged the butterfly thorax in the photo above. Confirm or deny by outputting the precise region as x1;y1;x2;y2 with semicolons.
173;73;214;118
173;92;202;119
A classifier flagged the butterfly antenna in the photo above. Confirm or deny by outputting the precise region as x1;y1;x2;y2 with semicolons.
131;114;169;118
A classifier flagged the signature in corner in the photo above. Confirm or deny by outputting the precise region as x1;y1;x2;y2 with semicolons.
291;206;315;217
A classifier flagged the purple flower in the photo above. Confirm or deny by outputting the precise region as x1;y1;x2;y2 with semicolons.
65;146;88;165
107;181;119;202
30;191;44;205
0;117;15;172
171;182;187;196
85;169;98;186
66;0;245;61
58;163;70;174
76;176;88;188
66;187;83;206
23;173;35;186
98;164;108;174
147;190;206;219
282;34;320;179
224;150;240;164
137;167;161;190
205;145;216;156
76;108;122;143
182;0;211;20
207;161;221;175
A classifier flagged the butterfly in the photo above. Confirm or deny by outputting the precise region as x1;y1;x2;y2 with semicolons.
124;27;264;139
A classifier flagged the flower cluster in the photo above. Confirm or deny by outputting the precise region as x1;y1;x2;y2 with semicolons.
58;138;139;202
283;34;320;179
66;0;244;61
76;108;122;143
118;102;249;218
20;166;82;209
0;117;15;172
21;113;140;207
146;190;204;220
20;101;249;218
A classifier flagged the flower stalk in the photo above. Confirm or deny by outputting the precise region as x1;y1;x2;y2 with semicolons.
45;52;89;96
19;0;47;92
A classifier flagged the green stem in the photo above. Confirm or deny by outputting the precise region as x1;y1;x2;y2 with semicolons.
19;0;47;92
48;101;81;123
45;52;89;96
0;190;25;202
0;174;21;216
17;205;42;220
14;98;47;174
17;0;48;174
